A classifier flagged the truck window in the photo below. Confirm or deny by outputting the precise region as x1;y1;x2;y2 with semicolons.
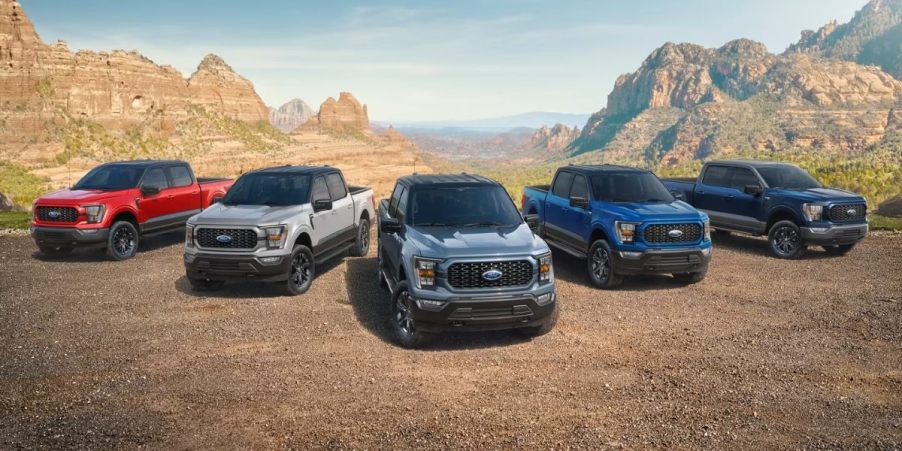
702;166;729;187
396;187;410;221
168;165;194;187
757;165;821;190
73;165;144;191
311;176;330;202
410;186;521;227
142;168;169;190
728;167;759;190
389;184;405;218
570;174;588;199
591;172;674;203
551;172;574;198
325;173;347;200
221;173;311;206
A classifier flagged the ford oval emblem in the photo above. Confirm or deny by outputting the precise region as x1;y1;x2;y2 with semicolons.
668;229;684;238
846;208;857;216
47;210;61;219
482;269;503;281
216;234;233;244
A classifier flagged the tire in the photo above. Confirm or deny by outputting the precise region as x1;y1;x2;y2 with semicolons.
518;303;559;338
350;218;370;257
391;281;435;349
767;220;807;259
188;278;225;291
39;245;73;258
106;221;139;261
587;239;622;289
284;245;315;295
673;270;707;284
823;244;855;256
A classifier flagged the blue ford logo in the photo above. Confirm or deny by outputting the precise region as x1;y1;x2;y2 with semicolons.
47;211;61;219
846;208;857;216
482;269;503;281
668;229;684;238
216;234;233;244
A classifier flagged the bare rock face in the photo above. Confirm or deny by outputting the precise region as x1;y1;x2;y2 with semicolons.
315;92;370;132
530;123;580;154
381;125;412;147
269;98;315;133
0;191;15;211
0;0;269;143
877;193;902;217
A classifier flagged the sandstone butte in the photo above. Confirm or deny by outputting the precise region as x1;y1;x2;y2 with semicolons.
295;92;370;134
0;0;269;144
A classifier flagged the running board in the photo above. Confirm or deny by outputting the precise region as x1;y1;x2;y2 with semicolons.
545;237;587;258
314;243;354;265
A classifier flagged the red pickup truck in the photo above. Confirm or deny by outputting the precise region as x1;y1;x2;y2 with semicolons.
31;160;232;260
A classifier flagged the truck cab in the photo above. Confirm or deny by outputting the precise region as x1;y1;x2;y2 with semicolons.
378;174;557;348
184;166;375;295
662;160;868;259
522;165;712;289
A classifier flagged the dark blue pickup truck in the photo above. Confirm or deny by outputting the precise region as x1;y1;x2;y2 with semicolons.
522;165;712;289
662;160;868;259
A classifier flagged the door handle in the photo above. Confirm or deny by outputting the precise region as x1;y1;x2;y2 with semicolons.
697;191;705;195
191;191;199;195
167;195;175;200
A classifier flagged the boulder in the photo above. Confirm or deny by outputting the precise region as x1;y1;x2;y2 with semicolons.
877;194;902;218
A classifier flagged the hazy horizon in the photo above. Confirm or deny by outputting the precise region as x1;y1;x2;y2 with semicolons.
23;0;863;122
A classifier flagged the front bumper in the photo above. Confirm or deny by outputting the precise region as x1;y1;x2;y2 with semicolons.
612;247;712;275
184;251;292;282
801;223;868;245
31;226;109;247
407;287;557;333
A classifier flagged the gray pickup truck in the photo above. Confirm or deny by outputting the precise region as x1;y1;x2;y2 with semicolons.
378;174;557;348
184;166;374;295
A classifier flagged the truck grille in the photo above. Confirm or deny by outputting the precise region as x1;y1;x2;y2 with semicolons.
829;204;866;222
196;228;259;249
644;223;701;244
36;206;79;223
447;260;533;289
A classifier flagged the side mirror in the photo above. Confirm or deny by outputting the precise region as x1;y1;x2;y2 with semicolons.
523;214;539;231
670;191;684;201
380;218;402;234
744;184;763;196
140;185;160;197
313;198;333;212
569;196;589;209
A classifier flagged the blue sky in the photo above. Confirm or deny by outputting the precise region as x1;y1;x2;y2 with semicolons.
22;0;864;121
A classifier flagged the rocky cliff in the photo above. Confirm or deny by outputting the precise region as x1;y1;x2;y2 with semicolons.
0;0;269;144
530;123;580;154
269;98;315;133
571;1;902;167
298;92;370;134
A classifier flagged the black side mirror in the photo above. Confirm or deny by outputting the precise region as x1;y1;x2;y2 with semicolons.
313;198;333;212
381;218;402;234
569;196;589;209
140;185;160;197
670;191;684;201
744;184;763;196
523;214;539;231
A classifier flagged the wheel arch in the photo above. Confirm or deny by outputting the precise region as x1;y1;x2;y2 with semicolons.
766;207;800;232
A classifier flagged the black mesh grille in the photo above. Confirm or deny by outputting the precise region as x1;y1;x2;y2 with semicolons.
446;260;533;289
829;204;866;222
36;206;79;223
196;228;259;249
644;223;701;243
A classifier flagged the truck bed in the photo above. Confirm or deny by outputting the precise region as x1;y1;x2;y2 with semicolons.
197;177;230;184
525;185;550;193
348;185;371;196
662;177;696;183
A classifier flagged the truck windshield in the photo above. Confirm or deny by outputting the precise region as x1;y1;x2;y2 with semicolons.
410;186;522;227
73;165;144;190
221;173;311;206
591;172;674;203
757;165;821;190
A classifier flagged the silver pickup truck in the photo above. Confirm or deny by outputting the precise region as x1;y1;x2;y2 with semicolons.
184;166;374;295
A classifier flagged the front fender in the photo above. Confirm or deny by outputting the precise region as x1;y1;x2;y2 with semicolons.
104;205;140;228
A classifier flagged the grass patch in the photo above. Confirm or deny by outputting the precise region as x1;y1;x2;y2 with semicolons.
870;215;902;231
0;162;48;206
0;211;31;230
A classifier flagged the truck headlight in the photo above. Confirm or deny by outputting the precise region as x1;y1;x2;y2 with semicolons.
802;203;824;222
264;225;286;249
414;257;440;289
615;222;638;243
538;252;553;283
703;219;711;241
83;205;105;223
185;224;195;248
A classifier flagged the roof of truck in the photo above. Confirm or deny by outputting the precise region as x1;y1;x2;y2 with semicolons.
562;164;649;175
708;159;795;168
249;165;338;176
398;173;499;188
100;159;188;167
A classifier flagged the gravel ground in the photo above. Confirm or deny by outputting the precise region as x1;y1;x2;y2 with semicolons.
1;232;900;449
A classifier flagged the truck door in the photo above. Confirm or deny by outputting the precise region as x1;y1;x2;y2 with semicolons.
724;166;766;233
693;165;731;221
544;171;574;244
380;183;406;281
165;164;202;223
326;172;354;243
568;174;592;246
137;167;171;229
309;176;334;250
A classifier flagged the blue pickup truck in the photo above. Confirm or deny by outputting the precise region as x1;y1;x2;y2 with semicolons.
662;160;868;259
522;165;712;289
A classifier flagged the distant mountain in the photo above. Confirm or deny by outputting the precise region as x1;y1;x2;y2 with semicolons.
269;98;315;133
378;112;590;132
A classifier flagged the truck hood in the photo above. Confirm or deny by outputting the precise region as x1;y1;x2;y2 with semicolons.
37;188;119;204
189;203;310;226
594;200;706;222
405;223;548;259
767;187;865;204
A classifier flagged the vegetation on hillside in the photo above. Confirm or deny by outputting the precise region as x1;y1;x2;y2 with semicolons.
0;162;48;207
0;211;31;230
179;106;290;153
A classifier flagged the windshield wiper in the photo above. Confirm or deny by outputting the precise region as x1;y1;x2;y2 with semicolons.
415;222;452;227
460;222;505;227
